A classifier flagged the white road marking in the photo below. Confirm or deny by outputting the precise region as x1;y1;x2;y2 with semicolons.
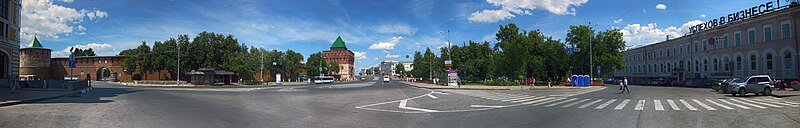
595;99;617;109
679;99;698;111
522;97;558;105
563;99;591;108
426;94;438;99
532;98;567;106
548;87;606;97
634;100;645;111
729;99;766;109
578;99;604;108
750;98;799;107
614;99;631;110
470;105;506;108
692;99;716;111
432;92;450;95
705;99;733;110
501;96;538;102
546;98;578;107
738;98;782;108
667;100;680;110
510;96;548;103
718;99;750;109
399;99;439;112
654;100;664;111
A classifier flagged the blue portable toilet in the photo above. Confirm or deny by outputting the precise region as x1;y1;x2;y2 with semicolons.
581;75;589;86
577;75;584;86
571;75;577;86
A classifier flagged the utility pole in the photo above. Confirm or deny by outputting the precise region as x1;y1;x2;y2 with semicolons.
177;42;181;85
260;51;264;82
589;22;593;82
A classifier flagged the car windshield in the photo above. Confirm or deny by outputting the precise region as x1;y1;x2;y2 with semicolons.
732;78;746;83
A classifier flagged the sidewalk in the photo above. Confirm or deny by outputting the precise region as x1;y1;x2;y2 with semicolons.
772;90;800;97
0;87;91;107
399;81;602;90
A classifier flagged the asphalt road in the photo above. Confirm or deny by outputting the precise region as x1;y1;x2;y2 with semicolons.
0;77;798;128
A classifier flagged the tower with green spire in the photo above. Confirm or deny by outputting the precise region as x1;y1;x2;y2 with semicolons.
330;36;347;50
28;35;43;48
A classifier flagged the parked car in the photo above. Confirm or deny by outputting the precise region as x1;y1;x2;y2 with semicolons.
724;75;774;97
604;79;618;84
646;78;667;86
383;76;390;82
718;78;741;92
681;79;717;88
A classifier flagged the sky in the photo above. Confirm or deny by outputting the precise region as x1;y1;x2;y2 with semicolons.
21;0;789;71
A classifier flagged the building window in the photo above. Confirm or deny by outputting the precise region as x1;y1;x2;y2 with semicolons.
785;52;793;70
723;35;729;48
713;59;718;71
751;55;757;71
764;24;772;42
704;60;708;72
694;41;698;52
724;57;730;71
748;27;756;44
736;57;742;70
766;53;773;70
703;40;707;51
782;21;792;39
695;61;699;72
734;32;742;46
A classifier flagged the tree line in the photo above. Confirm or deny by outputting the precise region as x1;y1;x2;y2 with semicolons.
118;31;341;81
409;23;626;83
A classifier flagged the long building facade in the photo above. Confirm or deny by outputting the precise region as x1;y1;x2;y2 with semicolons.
616;2;800;81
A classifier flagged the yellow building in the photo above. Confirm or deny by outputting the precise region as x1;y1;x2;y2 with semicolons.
0;0;20;89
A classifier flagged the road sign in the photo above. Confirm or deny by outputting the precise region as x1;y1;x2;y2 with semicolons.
69;53;76;68
708;37;716;45
596;66;601;74
445;60;452;67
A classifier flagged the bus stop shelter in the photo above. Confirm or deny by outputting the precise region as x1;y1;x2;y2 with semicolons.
187;68;235;85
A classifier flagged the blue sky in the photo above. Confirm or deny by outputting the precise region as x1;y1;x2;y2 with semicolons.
22;0;786;70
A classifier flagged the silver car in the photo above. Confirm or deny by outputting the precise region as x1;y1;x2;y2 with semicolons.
724;75;774;97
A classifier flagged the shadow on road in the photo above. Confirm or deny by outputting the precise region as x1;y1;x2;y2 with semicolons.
32;87;139;104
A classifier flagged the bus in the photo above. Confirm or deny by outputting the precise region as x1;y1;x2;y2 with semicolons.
313;76;335;84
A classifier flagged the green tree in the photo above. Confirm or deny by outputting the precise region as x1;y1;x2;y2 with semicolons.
283;50;304;81
395;63;405;77
306;52;328;76
566;25;626;78
328;60;340;75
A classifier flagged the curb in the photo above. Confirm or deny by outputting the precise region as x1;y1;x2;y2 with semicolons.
0;87;92;107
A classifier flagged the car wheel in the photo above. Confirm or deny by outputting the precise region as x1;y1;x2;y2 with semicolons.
738;89;747;97
764;87;772;96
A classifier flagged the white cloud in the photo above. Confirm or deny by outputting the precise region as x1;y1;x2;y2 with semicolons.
374;23;417;35
468;9;515;23
385;54;399;59
469;0;589;23
700;14;706;18
21;0;109;45
613;19;623;24
58;0;73;3
620;20;703;46
369;36;403;50
353;51;367;60
52;43;117;57
655;4;667;10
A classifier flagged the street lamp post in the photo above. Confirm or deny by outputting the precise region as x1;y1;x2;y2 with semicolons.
589;22;598;83
177;42;181;85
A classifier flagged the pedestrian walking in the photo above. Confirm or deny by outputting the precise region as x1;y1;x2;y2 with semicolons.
618;80;624;94
623;77;630;93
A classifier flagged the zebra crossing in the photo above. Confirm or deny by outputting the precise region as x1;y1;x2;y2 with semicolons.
443;90;800;111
